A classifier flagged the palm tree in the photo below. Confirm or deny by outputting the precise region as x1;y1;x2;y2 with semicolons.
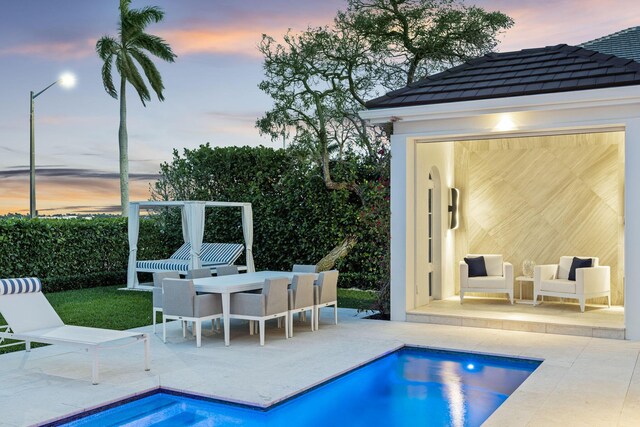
96;0;176;216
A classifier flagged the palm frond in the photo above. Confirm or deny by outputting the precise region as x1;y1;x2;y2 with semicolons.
129;48;165;101
100;0;174;107
96;36;119;61
116;53;151;106
101;59;118;99
133;33;176;62
127;6;164;27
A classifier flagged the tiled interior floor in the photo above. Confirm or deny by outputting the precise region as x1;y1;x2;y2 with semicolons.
0;308;638;427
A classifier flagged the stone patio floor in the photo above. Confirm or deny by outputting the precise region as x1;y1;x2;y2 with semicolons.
0;308;639;426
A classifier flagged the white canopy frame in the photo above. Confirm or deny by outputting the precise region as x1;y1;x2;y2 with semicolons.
127;201;255;289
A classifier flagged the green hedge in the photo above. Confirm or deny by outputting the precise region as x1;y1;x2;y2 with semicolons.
0;217;175;291
153;145;388;290
0;146;389;293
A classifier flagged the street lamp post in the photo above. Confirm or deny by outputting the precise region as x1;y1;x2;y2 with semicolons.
29;73;76;218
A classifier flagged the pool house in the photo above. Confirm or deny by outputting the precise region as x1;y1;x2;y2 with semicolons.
361;43;640;339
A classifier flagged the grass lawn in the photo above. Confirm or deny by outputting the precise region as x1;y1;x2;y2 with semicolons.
0;285;377;354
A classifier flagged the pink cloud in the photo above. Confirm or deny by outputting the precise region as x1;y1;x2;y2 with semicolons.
158;10;334;58
158;28;265;57
0;39;95;60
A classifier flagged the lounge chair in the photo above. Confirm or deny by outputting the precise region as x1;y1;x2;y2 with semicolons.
0;277;149;385
136;242;244;274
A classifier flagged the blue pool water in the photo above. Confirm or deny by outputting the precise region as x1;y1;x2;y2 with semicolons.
60;347;539;427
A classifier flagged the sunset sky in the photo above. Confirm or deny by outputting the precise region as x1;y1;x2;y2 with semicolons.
1;0;638;215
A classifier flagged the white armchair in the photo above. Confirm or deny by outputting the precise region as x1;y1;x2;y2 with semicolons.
459;254;514;304
533;256;610;312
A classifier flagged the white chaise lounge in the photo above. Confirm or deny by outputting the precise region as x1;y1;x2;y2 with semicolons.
136;242;244;274
0;278;150;385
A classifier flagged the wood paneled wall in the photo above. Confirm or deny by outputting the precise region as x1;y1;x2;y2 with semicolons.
454;132;624;305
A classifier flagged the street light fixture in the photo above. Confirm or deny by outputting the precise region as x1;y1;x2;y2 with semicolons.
29;72;76;218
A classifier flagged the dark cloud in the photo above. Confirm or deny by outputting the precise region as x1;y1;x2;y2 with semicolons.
0;167;158;181
37;204;122;214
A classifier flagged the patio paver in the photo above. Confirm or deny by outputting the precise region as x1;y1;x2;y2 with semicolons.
0;309;639;426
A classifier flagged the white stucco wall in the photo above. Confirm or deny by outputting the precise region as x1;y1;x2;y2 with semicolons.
624;118;640;339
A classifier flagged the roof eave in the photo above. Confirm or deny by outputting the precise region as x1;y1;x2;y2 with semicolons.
359;85;640;124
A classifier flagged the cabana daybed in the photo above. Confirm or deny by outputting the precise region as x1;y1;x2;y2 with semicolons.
127;201;255;289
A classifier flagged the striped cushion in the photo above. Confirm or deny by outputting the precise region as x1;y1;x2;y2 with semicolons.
201;243;244;264
136;259;231;273
139;243;244;273
168;242;244;264
137;260;191;272
0;277;42;295
169;243;191;261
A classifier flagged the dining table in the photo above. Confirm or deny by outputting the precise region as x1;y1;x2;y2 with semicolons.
192;271;317;346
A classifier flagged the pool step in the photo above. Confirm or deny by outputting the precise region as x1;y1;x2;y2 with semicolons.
406;310;626;340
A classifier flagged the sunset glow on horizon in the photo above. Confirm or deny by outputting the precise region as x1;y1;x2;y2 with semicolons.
1;0;638;215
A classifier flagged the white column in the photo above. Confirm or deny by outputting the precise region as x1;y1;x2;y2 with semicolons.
625;118;640;340
390;134;416;321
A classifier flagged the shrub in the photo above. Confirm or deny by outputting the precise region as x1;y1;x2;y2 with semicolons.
0;217;172;291
153;145;388;290
0;145;390;294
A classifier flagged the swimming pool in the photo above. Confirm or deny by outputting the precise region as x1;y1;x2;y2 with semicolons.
56;347;540;426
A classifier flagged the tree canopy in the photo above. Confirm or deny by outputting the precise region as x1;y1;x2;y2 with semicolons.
257;0;513;193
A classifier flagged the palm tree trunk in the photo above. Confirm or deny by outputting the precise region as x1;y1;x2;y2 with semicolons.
118;76;129;216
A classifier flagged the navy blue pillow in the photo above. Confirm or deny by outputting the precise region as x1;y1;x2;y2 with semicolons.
568;257;593;281
464;256;487;277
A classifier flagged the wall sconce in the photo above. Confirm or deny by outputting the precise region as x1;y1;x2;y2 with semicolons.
448;187;459;230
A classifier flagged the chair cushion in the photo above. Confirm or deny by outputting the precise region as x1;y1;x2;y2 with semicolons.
467;276;507;289
557;256;596;279
568;257;593;281
464;257;487;277
0;277;41;295
482;255;504;276
137;260;191;272
540;279;576;294
201;243;244;264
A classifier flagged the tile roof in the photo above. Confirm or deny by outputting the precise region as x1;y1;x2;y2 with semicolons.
365;44;640;109
581;26;640;63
